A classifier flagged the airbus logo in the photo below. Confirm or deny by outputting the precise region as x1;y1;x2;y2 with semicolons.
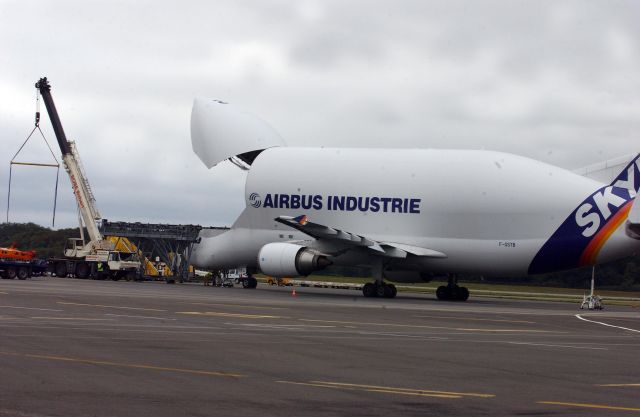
249;192;262;208
249;192;421;214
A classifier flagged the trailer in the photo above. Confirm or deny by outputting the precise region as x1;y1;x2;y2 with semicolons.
0;258;48;280
0;244;48;279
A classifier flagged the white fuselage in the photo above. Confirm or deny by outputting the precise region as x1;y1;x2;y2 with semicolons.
192;147;640;279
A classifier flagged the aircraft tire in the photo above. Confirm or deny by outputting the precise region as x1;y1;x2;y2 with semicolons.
375;284;387;297
383;284;396;298
388;284;397;298
458;287;469;301
362;283;376;297
436;286;449;300
248;277;258;288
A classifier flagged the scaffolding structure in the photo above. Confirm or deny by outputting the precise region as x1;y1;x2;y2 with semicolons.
100;220;226;282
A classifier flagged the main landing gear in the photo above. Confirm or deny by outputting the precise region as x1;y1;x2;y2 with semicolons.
436;275;469;301
362;259;397;298
362;282;397;298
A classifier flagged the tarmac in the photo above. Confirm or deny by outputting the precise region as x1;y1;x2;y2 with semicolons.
0;277;639;417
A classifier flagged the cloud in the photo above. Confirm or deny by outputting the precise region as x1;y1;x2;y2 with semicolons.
0;0;639;229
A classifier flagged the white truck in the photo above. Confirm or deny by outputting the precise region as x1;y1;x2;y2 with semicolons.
36;77;141;280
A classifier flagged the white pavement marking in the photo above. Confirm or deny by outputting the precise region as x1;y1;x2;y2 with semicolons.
575;314;640;334
508;341;608;350
0;306;63;312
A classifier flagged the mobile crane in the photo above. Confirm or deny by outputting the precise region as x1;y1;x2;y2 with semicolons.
35;77;141;280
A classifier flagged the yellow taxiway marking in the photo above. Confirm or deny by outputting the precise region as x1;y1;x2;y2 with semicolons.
30;317;115;321
414;315;535;324
276;380;460;398
104;313;176;321
538;401;640;412
311;381;495;398
277;380;494;399
0;305;63;311
598;383;640;387
0;351;244;378
57;302;167;312
298;318;552;333
190;302;288;310
177;311;282;319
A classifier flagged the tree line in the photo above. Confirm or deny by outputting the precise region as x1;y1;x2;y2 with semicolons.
1;222;639;290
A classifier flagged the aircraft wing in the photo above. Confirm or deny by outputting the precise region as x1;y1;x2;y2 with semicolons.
275;215;447;259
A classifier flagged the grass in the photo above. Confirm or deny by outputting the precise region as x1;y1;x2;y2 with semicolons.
258;274;640;306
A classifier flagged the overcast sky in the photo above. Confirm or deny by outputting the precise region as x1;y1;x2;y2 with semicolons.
1;0;639;230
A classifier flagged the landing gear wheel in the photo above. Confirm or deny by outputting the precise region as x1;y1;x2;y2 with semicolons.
75;262;90;279
436;285;469;301
55;262;67;278
382;284;395;298
17;267;29;280
375;284;387;298
436;285;449;300
458;287;469;301
362;283;376;297
387;283;397;298
6;267;17;280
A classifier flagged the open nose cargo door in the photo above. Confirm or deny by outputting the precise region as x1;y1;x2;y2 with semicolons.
191;97;286;169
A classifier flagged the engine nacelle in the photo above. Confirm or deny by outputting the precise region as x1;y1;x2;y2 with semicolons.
258;242;331;277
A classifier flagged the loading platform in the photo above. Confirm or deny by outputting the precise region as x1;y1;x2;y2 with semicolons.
99;220;228;282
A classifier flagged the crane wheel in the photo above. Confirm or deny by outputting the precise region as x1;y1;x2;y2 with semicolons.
17;267;29;280
76;263;90;279
55;262;67;278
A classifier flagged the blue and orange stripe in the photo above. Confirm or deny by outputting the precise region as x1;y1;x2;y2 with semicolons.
579;200;633;266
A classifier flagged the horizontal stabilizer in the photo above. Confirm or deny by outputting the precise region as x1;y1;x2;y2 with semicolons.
574;153;638;184
191;97;286;169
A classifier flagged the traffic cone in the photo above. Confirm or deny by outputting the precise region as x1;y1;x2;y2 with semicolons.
291;287;297;296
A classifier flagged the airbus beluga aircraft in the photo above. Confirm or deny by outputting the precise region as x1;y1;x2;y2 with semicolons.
190;98;640;301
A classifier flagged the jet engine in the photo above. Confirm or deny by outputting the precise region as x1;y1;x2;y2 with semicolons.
258;242;331;277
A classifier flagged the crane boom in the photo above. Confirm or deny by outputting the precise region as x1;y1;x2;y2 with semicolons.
35;77;103;243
